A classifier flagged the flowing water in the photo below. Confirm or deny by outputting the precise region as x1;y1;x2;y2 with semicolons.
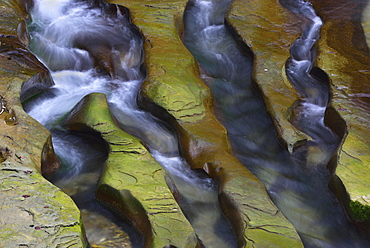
183;0;370;247
23;0;237;247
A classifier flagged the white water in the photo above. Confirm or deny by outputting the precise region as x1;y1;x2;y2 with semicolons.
27;0;180;174
25;0;235;246
28;70;109;127
27;0;215;196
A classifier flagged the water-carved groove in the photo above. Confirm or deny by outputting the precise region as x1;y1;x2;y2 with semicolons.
2;0;364;246
182;0;370;247
21;0;239;247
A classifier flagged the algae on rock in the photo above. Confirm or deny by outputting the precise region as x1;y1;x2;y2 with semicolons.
3;0;368;246
0;1;87;247
309;0;370;205
109;0;303;247
61;93;199;248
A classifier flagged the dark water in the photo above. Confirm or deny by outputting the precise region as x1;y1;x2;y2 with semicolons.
183;0;370;247
20;0;370;246
49;130;141;247
23;0;237;247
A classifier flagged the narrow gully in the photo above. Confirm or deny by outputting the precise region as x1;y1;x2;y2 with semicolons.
21;0;238;247
182;0;370;247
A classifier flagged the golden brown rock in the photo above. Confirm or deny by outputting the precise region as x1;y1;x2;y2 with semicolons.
309;0;370;205
61;93;200;248
41;135;61;176
227;0;370;207
0;1;86;247
109;0;303;246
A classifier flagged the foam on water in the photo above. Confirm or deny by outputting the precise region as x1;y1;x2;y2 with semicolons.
27;70;109;127
151;150;215;190
26;0;234;246
27;0;185;171
32;0;72;22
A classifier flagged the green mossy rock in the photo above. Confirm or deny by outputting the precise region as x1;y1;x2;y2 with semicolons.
61;93;199;248
0;162;85;248
109;1;303;246
229;0;303;148
309;0;370;205
0;1;86;247
350;200;370;222
5;0;368;246
230;0;369;206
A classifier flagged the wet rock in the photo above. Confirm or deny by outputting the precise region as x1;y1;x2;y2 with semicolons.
0;54;86;247
308;0;370;206
108;0;302;246
230;0;370;209
364;2;370;47
80;208;131;247
4;0;368;246
61;93;199;248
228;0;370;239
41;135;60;177
0;35;54;106
0;1;86;247
0;163;86;247
0;0;29;38
228;0;304;149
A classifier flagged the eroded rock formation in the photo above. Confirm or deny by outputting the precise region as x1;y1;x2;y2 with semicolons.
228;0;370;207
110;0;302;246
1;0;369;247
0;1;86;247
60;92;200;247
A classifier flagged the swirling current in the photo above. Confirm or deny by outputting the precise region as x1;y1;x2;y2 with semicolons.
13;0;370;247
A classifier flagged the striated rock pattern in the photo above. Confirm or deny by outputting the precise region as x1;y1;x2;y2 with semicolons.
109;0;302;247
1;0;369;247
229;0;370;207
181;0;369;246
309;0;370;206
0;1;86;247
60;92;199;248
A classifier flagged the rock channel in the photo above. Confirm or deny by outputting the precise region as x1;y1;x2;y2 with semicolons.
0;0;369;247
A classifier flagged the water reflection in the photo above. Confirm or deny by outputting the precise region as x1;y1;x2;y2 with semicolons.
183;0;370;247
48;130;138;247
23;0;237;246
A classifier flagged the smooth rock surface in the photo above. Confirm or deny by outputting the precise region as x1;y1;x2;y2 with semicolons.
229;0;370;207
109;0;303;247
309;0;370;205
0;1;86;247
61;93;199;248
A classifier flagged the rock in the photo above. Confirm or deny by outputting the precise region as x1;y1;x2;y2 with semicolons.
227;0;370;236
0;0;29;39
228;0;370;239
5;0;368;246
61;93;199;248
108;0;303;246
309;0;370;206
228;0;370;207
228;0;304;149
41;135;60;177
80;208;131;247
0;1;86;247
364;2;370;47
0;163;86;248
